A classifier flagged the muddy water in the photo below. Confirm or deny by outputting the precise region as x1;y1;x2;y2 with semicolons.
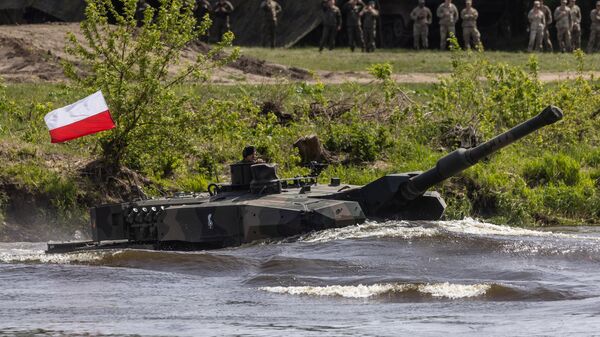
1;219;600;336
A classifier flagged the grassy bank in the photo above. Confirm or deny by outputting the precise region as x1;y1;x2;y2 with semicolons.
241;47;600;73
1;48;599;241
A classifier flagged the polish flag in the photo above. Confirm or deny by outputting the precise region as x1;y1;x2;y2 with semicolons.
44;91;115;143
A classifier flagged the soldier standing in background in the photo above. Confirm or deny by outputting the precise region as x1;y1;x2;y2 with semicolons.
319;0;342;52
436;0;459;50
135;0;150;26
343;0;365;52
569;0;581;50
554;0;572;53
588;1;600;53
361;1;379;53
194;0;211;41
260;0;282;48
461;0;481;50
194;0;211;24
528;1;546;52
540;0;553;51
410;0;432;50
213;0;234;41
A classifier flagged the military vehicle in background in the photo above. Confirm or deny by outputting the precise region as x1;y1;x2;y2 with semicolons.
47;106;563;253
0;0;85;24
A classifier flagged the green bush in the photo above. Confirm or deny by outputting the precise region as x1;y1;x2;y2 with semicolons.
523;153;581;187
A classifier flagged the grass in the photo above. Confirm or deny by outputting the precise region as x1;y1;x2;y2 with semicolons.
240;47;600;73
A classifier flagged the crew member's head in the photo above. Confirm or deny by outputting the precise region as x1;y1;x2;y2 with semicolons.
418;0;425;7
243;146;257;162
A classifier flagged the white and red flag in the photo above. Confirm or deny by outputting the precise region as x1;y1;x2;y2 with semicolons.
44;91;115;143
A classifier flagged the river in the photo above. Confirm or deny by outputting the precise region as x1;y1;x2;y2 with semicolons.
1;218;600;336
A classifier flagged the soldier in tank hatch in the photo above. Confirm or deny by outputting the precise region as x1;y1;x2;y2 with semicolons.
589;1;600;53
436;0;459;50
528;1;546;52
361;1;379;53
319;0;342;52
343;0;365;52
569;0;582;50
260;0;282;48
212;0;234;42
410;0;432;50
554;0;572;53
461;0;481;50
240;146;265;164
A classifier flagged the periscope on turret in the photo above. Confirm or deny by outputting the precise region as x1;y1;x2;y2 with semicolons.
47;107;563;254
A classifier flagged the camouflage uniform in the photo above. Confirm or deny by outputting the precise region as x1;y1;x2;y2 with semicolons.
528;6;546;52
260;0;282;48
541;3;553;51
554;2;572;53
343;1;365;52
194;0;211;41
461;5;481;50
436;2;459;50
319;4;342;51
589;6;600;53
569;1;582;50
361;5;379;53
194;0;211;24
213;0;234;41
410;2;432;50
135;0;150;25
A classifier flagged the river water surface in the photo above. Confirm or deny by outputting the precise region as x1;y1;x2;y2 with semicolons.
1;219;600;336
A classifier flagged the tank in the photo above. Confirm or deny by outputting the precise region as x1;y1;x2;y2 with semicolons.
47;106;563;253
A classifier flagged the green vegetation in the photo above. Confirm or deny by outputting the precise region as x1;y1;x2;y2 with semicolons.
64;0;237;172
2;33;600;239
241;47;600;73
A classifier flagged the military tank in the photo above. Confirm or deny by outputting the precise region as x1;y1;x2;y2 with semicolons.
47;106;563;253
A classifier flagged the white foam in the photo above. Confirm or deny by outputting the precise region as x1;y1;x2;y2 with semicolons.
299;221;439;243
437;218;600;240
418;282;491;299
0;247;111;265
260;282;491;299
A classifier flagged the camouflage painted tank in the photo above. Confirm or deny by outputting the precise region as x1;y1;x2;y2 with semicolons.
47;106;563;253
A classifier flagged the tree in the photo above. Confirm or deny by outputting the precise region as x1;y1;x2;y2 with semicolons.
63;0;238;175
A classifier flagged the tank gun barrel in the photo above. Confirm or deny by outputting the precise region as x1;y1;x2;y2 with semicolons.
401;106;563;201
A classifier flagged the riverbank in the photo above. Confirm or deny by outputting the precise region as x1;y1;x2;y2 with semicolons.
1;39;599;242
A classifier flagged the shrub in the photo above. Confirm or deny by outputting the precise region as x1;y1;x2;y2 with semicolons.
523;153;581;187
63;0;238;173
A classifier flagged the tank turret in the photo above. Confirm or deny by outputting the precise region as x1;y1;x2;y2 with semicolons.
330;106;563;220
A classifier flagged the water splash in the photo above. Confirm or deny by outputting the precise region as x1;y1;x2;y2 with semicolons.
260;282;491;299
298;221;438;243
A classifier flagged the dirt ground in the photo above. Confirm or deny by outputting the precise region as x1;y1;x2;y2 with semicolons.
0;23;597;85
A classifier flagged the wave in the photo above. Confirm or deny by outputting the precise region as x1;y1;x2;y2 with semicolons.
259;282;584;301
297;221;439;243
0;246;256;274
293;218;600;244
260;282;491;299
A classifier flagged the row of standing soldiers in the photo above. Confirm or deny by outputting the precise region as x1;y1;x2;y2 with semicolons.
139;0;600;53
320;0;379;52
410;0;480;50
528;0;600;53
137;0;281;48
